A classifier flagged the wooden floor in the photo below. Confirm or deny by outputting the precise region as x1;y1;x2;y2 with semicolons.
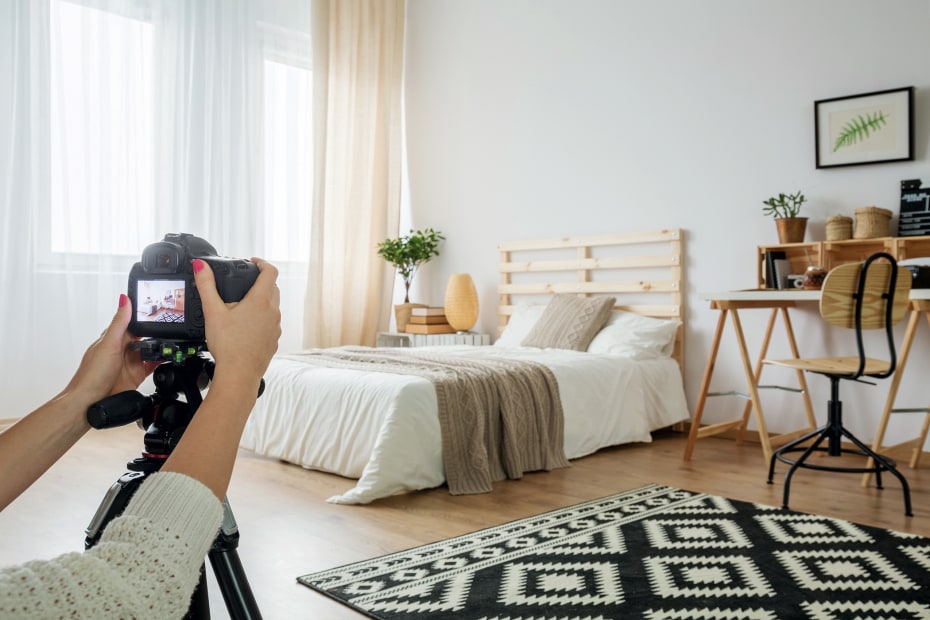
1;424;927;618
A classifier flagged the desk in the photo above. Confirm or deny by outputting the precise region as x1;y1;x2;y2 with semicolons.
687;289;930;468
684;290;820;464
866;290;930;481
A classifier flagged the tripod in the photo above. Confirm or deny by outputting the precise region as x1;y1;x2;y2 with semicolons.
85;349;263;619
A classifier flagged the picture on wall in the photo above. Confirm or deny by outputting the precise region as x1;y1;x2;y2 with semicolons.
814;86;914;169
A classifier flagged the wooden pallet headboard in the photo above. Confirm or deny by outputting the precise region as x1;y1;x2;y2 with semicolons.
497;229;684;366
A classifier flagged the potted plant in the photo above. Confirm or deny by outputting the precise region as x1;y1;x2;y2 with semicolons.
377;228;445;331
762;190;808;243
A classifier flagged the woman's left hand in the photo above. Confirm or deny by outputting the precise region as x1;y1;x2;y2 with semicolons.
64;294;159;405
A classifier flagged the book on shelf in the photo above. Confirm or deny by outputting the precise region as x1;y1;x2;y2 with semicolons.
404;322;456;334
764;250;789;289
410;306;446;317
408;314;448;324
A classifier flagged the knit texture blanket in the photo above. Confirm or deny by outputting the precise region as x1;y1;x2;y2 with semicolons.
282;347;570;495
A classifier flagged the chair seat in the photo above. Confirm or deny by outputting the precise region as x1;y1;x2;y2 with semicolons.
766;356;891;376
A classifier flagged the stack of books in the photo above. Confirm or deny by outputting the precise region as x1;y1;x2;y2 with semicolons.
405;306;456;334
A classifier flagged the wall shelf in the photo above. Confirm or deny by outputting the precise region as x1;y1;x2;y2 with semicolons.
757;235;930;288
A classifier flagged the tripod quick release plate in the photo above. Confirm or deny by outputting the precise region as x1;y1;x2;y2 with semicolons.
131;339;206;363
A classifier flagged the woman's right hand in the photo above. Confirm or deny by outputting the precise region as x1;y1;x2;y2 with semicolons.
192;257;281;387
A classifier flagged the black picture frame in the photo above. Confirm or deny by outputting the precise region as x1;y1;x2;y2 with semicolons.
814;86;914;169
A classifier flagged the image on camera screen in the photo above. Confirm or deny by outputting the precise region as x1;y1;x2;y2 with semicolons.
136;279;186;324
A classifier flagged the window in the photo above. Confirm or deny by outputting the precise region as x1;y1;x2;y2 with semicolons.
263;58;312;264
49;0;155;257
45;2;312;266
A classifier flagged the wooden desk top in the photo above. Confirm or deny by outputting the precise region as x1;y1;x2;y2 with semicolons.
702;288;930;307
702;290;820;302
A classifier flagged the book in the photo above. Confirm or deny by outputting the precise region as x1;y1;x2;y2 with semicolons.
773;258;791;289
404;322;456;334
410;306;446;317
764;250;787;289
408;314;448;324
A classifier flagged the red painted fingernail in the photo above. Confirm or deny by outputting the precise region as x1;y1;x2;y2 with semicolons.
119;293;129;307
192;259;205;273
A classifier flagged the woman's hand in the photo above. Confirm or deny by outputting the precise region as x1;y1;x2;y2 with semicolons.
63;294;159;404
192;257;281;386
0;294;159;511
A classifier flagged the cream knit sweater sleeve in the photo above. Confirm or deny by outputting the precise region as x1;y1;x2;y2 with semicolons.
0;472;223;619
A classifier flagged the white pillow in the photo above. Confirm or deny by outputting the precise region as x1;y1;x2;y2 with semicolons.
494;304;547;346
586;310;680;359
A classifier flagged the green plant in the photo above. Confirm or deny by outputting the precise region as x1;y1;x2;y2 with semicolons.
762;190;806;219
377;228;445;303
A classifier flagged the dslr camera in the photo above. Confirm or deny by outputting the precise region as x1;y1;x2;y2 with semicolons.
128;233;258;344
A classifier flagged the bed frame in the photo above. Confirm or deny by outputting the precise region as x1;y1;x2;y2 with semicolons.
497;229;684;367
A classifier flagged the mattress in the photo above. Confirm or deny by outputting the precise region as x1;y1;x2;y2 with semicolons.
239;345;690;504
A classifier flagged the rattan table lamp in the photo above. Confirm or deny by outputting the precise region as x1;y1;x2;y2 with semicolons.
444;273;479;332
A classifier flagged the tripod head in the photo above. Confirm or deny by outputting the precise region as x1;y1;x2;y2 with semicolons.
87;341;264;469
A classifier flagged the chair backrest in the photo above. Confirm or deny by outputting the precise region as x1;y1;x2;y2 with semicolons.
819;252;911;379
820;255;910;329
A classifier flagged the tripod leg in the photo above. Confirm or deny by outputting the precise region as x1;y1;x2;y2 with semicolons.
85;471;148;549
207;499;263;620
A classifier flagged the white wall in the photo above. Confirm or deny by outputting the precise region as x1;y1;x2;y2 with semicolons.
402;0;930;446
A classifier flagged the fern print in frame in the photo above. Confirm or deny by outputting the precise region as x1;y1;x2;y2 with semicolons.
833;110;888;152
815;86;913;168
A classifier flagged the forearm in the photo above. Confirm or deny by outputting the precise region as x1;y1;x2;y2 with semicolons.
0;391;91;511
159;368;262;499
0;472;223;619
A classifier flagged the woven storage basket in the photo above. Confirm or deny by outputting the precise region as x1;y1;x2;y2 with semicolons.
825;215;853;241
853;206;892;239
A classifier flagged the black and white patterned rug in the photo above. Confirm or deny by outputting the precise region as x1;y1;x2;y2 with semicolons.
156;311;184;323
298;484;930;619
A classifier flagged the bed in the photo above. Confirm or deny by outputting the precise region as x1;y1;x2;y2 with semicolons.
239;229;689;504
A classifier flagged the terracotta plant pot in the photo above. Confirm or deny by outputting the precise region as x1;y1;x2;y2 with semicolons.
776;217;808;244
394;303;428;332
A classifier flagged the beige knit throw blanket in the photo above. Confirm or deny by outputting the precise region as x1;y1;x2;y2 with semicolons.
281;347;570;495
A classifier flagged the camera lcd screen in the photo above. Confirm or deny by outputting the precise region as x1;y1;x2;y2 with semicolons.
135;279;186;324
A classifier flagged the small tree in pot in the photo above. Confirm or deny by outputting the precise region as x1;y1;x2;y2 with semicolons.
377;228;444;303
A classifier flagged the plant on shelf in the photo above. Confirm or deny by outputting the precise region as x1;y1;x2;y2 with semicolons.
762;190;806;219
762;190;808;243
377;228;445;303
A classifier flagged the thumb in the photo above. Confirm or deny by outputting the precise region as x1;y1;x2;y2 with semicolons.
192;259;223;313
103;293;132;341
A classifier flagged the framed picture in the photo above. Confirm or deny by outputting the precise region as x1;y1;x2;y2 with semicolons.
815;86;914;168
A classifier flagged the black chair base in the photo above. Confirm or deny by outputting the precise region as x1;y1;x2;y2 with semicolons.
767;406;913;517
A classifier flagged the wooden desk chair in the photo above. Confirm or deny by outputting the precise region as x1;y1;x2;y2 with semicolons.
763;252;913;516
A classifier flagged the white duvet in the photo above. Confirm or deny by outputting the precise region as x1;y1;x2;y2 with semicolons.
239;345;690;504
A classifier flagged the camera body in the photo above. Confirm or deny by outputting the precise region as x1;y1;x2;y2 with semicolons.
128;233;258;341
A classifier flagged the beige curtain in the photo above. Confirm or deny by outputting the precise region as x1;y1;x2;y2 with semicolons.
303;0;405;348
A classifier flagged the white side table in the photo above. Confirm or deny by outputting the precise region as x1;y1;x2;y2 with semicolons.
376;332;490;348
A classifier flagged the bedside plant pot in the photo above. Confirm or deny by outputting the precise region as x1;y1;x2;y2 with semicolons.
394;303;427;333
776;217;808;244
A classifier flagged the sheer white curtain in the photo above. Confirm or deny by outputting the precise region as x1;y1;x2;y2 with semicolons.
1;0;311;419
